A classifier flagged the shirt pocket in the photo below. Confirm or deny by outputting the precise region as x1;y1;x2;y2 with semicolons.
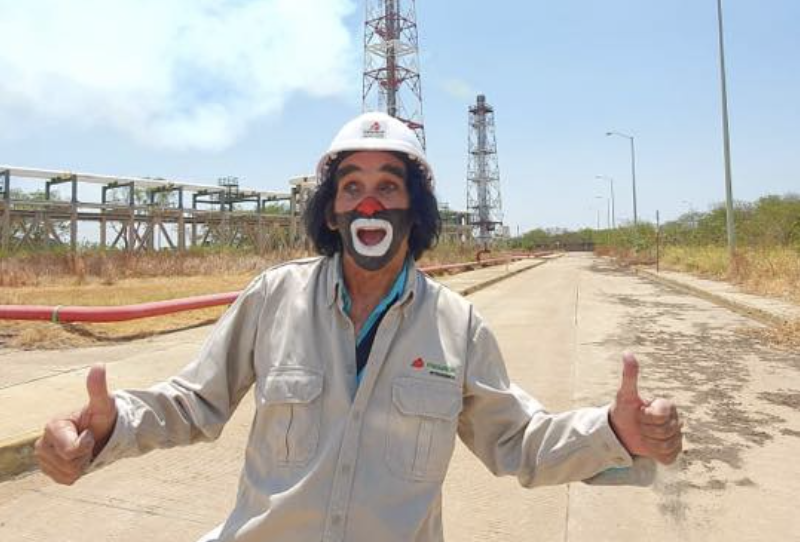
257;367;324;467
386;377;462;482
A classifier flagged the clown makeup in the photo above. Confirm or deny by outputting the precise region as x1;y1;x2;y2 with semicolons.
330;151;412;271
334;197;411;271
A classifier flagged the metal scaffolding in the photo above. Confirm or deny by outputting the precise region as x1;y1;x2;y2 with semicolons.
362;0;426;148
0;166;296;254
466;94;503;246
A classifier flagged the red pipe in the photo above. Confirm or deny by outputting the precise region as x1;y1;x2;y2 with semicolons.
0;291;241;323
0;256;534;324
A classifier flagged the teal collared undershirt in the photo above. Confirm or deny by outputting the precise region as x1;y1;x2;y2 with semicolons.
341;258;409;385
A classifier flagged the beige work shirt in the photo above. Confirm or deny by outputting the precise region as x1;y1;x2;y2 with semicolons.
92;254;651;542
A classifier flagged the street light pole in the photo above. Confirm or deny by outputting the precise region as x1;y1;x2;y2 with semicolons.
716;0;736;258
629;136;638;225
606;131;638;225
594;195;607;229
596;175;616;228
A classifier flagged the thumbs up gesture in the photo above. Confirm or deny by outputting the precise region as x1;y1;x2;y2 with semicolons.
609;353;683;465
34;364;118;485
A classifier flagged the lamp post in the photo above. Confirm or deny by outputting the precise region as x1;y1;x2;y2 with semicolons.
592;198;600;230
716;0;736;258
595;175;616;228
594;195;609;229
606;131;638;225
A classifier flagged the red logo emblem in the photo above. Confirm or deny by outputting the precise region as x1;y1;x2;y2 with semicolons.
363;120;386;138
411;357;424;370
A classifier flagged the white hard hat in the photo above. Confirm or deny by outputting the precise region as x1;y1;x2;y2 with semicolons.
316;112;433;188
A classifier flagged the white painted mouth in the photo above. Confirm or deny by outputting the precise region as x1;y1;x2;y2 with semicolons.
350;218;393;257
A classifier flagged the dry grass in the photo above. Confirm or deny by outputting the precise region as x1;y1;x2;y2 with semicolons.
661;246;800;304
0;248;307;288
739;320;800;350
596;246;655;267
0;274;255;349
419;243;480;267
0;274;256;306
0;243;481;350
0;249;298;349
659;246;800;351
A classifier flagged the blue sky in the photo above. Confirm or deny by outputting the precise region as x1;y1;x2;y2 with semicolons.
1;0;798;233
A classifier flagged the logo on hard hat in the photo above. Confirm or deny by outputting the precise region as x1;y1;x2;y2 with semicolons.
362;120;386;139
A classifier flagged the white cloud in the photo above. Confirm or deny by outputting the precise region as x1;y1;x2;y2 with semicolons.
0;0;357;150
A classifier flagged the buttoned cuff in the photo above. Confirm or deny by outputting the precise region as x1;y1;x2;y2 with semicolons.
584;404;656;486
87;392;138;472
592;404;633;468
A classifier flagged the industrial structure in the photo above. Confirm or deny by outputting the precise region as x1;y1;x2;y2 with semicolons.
0;166;297;254
362;0;426;148
466;94;504;245
0;166;471;253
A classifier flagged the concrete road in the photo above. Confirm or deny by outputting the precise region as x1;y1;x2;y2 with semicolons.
1;254;799;541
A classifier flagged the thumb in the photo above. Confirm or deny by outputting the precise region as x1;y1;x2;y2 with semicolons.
618;352;641;401
86;364;114;415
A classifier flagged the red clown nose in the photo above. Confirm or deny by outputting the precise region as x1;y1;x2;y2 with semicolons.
355;197;386;217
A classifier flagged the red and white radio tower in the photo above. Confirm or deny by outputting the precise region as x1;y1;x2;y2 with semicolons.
362;0;426;148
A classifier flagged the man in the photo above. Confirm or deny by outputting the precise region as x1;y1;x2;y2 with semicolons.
35;112;682;542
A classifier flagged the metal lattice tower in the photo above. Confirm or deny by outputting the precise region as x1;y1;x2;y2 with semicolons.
466;94;503;245
362;0;426;148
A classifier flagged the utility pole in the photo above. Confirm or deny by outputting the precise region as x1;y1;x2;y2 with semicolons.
716;0;737;258
606;131;638;225
596;175;616;228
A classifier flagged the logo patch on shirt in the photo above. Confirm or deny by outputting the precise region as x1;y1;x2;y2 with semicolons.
411;358;456;380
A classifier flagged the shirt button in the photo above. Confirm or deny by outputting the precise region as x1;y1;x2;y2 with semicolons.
341;464;352;475
332;514;343;526
352;410;361;421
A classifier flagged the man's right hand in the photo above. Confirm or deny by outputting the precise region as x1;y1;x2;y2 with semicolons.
34;364;118;485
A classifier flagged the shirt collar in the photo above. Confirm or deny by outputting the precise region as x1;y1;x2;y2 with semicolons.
326;252;416;309
340;258;408;315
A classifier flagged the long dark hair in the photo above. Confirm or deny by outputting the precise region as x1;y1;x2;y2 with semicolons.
304;152;441;260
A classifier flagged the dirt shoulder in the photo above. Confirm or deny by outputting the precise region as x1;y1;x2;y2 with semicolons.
636;266;800;349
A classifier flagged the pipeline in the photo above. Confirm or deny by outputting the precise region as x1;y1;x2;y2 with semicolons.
0;292;241;324
0;254;542;324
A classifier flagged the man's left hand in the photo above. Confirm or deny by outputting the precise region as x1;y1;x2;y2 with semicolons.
609;352;683;465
